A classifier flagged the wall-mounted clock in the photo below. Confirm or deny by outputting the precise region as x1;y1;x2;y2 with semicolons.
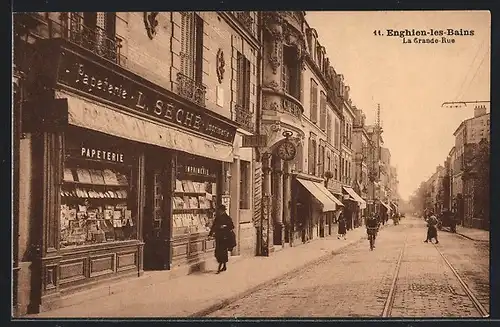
277;140;297;161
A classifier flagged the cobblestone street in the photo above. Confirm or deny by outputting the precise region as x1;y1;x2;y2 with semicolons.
209;217;490;318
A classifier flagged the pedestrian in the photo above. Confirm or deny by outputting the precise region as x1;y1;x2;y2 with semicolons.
337;212;347;240
209;204;236;273
424;212;439;244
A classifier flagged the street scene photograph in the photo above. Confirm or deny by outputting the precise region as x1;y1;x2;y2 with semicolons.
12;10;490;319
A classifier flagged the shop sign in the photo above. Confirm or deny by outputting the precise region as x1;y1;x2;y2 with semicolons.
66;143;132;165
55;49;237;144
242;135;267;148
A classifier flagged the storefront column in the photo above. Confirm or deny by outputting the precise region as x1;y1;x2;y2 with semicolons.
283;161;292;247
230;155;241;256
258;153;272;256
273;158;284;246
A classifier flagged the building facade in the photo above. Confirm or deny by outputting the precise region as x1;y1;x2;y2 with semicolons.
451;105;490;228
13;11;261;315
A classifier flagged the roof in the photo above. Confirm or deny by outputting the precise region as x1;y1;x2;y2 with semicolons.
453;112;490;136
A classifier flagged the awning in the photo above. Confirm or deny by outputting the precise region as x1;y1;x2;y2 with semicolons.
58;90;234;162
343;187;367;209
297;179;337;212
314;182;344;207
380;201;391;211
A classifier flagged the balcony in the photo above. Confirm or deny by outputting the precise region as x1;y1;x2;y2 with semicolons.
281;94;303;119
58;13;124;65
233;104;255;133
232;12;255;36
176;73;207;107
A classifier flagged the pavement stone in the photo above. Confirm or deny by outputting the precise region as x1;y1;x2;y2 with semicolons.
27;224;378;318
209;218;489;318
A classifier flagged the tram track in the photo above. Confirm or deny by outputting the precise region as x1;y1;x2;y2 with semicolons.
381;227;489;318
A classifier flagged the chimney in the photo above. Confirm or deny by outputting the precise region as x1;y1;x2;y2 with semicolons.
474;105;486;118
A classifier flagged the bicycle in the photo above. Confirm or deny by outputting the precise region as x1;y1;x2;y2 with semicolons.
367;227;378;250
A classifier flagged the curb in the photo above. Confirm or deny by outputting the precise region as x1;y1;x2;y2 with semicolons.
456;232;489;242
189;232;368;317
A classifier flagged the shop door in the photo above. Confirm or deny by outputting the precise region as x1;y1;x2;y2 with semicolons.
144;166;171;270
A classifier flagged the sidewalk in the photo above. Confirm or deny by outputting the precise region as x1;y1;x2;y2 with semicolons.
456;226;489;242
27;225;385;318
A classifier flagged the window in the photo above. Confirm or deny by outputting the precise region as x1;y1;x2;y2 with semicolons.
70;12;118;62
334;119;340;148
318;144;325;177
309;138;317;175
282;46;300;98
60;134;138;248
310;79;318;123
319;92;327;131
236;52;251;109
327;151;331;173
180;13;204;83
327;113;332;144
334;155;338;180
240;161;251;209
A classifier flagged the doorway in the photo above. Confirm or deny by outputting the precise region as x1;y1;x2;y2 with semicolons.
143;157;172;270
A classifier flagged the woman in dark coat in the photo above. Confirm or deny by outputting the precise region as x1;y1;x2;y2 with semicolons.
337;212;347;240
209;205;235;273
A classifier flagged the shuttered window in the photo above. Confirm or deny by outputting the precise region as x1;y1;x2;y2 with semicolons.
327;113;332;143
181;13;203;82
319;92;326;131
334;119;340;148
237;52;251;109
310;79;318;123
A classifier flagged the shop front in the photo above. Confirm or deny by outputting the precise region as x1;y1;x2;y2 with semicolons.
18;39;237;313
291;175;340;242
380;201;392;223
342;187;366;229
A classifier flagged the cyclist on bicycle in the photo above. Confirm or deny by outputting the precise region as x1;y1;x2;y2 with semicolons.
366;213;379;248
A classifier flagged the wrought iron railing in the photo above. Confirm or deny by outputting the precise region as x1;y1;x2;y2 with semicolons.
281;95;303;119
58;13;124;65
232;11;255;36
176;72;206;107
233;104;255;132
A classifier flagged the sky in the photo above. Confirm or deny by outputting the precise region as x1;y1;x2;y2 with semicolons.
306;11;491;201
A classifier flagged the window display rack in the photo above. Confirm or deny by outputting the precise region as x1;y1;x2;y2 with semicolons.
60;156;137;248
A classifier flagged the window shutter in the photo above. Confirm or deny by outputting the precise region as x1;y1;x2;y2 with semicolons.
310;81;318;123
327;113;332;143
308;138;313;174
245;57;251;109
320;93;326;131
236;52;243;106
180;13;195;78
194;14;204;83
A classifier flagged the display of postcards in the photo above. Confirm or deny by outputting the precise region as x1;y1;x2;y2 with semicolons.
93;230;106;243
102;169;119;185
103;209;113;220
87;211;97;219
113;210;122;220
76;211;86;220
186;180;196;193
63;168;74;182
189;197;199;209
173;197;185;209
116;172;128;186
175;179;184;192
113;219;123;228
67;208;77;220
124;210;132;220
205;182;213;194
181;181;189;193
76;168;92;183
182;196;191;208
88;169;105;185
